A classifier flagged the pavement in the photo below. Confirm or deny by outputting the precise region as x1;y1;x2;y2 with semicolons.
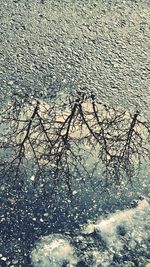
1;0;150;117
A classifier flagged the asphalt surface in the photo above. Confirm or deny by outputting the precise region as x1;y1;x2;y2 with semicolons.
1;0;150;117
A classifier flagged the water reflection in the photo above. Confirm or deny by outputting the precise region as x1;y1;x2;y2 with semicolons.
0;93;150;266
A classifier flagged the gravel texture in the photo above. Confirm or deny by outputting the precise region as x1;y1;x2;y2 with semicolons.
1;0;150;116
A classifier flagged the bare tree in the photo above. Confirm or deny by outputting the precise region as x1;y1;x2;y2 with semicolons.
0;91;150;266
0;92;149;193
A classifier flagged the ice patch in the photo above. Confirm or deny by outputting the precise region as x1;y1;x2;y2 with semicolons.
31;199;150;267
85;199;150;249
31;234;78;267
83;199;150;266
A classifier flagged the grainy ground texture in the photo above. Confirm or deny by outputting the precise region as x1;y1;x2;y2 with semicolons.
1;0;150;117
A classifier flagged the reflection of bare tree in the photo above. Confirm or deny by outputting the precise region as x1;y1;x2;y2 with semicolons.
0;92;149;192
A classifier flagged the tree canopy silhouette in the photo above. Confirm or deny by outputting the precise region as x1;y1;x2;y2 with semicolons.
0;91;150;193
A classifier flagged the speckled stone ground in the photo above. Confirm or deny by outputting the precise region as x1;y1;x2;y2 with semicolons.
1;0;150;117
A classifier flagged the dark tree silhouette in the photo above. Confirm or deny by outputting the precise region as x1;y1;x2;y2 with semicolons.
0;92;149;193
0;91;150;266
